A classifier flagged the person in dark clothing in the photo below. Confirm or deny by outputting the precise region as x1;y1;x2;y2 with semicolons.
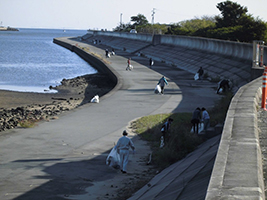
191;107;201;134
197;67;204;80
217;79;230;94
105;49;109;58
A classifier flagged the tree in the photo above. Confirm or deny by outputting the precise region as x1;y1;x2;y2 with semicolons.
238;15;267;42
215;0;248;28
138;23;169;34
113;22;132;32
166;16;216;36
131;14;149;27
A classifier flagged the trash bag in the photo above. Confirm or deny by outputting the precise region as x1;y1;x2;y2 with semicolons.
190;123;204;134
106;146;120;169
194;73;199;80
91;95;99;103
199;123;204;133
154;85;161;94
160;136;164;148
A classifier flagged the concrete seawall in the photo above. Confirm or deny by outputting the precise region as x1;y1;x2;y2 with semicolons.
55;33;266;199
160;35;254;61
86;30;267;64
206;77;265;199
83;31;267;91
53;37;119;88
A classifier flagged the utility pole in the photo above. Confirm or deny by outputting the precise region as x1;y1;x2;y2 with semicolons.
151;8;155;25
151;8;156;35
120;13;123;30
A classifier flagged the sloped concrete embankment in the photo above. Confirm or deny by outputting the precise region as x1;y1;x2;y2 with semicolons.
206;77;265;199
83;31;267;90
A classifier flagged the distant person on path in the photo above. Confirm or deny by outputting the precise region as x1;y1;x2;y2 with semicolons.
197;67;204;80
105;49;109;58
116;130;135;174
217;79;230;94
126;58;132;71
160;118;174;147
201;107;210;132
191;107;201;134
158;76;168;94
149;58;153;68
111;48;115;55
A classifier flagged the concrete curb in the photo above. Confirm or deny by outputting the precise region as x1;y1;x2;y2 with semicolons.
53;37;123;102
206;77;265;199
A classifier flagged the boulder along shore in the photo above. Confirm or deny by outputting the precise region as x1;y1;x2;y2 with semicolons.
0;73;115;132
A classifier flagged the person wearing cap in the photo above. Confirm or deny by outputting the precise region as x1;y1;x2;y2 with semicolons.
116;130;135;173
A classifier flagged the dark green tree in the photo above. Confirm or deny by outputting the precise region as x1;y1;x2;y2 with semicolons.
215;0;248;27
131;14;149;27
113;22;132;32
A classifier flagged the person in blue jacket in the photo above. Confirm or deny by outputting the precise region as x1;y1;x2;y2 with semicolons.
158;76;168;94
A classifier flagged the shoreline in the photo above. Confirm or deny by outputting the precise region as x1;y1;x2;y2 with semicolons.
0;73;115;132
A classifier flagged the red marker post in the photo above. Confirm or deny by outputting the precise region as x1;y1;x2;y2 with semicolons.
261;66;267;109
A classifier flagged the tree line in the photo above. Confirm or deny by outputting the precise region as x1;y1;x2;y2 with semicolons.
113;0;267;43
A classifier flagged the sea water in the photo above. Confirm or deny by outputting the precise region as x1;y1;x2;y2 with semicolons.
0;28;97;93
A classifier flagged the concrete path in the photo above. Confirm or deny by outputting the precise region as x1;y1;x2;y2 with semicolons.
0;38;221;199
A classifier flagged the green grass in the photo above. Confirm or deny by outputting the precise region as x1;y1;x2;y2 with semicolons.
132;113;203;169
132;91;233;169
18;119;39;128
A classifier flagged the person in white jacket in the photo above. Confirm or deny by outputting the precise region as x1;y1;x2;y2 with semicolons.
116;130;135;173
201;107;210;132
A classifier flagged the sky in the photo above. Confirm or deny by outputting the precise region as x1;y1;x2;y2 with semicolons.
0;0;266;30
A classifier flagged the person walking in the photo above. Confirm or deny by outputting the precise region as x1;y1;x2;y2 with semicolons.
126;58;132;71
160;118;173;147
158;76;168;94
201;107;210;132
191;107;201;134
116;130;135;173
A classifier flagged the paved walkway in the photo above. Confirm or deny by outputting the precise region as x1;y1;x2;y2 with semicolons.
0;38;221;199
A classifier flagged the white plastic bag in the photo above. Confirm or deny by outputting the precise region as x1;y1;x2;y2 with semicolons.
160;136;164;148
106;146;120;169
194;73;199;80
90;95;99;103
154;85;161;94
199;123;204;133
190;123;204;133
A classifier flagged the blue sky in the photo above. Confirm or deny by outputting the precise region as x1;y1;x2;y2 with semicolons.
0;0;266;30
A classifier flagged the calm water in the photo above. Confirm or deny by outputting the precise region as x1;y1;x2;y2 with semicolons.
0;28;97;93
